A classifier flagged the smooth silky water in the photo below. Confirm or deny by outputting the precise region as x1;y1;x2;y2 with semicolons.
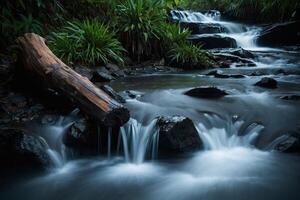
2;10;300;200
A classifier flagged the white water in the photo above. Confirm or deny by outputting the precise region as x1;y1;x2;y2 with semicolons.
170;10;261;49
196;115;264;150
119;118;159;164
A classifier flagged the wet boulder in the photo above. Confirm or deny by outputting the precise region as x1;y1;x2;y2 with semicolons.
280;95;300;101
254;77;277;89
210;48;255;59
189;35;237;49
91;67;115;82
184;87;228;99
257;21;300;47
180;22;226;34
157;116;203;154
213;53;256;68
0;129;52;175
74;65;93;80
205;70;245;78
100;85;126;103
105;63;125;78
273;133;300;153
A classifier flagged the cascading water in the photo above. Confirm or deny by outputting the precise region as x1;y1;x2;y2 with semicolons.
119;118;159;164
195;114;264;150
170;10;261;49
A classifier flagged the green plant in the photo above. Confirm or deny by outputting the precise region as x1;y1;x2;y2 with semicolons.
167;42;211;69
116;0;166;61
159;23;191;47
48;20;125;66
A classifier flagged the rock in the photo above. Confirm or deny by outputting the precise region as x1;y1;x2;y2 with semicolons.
205;70;245;78
0;129;52;175
189;34;237;49
100;85;126;103
210;48;255;59
105;63;125;77
184;87;228;99
91;67;115;82
275;69;287;75
273;133;300;153
280;95;300;101
254;77;278;89
63;117;88;148
121;90;143;99
213;53;256;68
74;65;93;80
257;21;300;47
180;22;226;34
157;116;202;154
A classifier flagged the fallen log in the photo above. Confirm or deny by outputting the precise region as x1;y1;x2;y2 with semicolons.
16;33;130;127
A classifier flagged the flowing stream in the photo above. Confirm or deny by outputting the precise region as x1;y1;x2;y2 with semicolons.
2;10;300;200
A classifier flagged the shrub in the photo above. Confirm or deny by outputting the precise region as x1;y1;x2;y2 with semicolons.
167;42;211;69
115;0;166;62
48;20;125;66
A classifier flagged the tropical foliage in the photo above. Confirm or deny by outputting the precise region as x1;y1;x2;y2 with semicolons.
48;20;125;66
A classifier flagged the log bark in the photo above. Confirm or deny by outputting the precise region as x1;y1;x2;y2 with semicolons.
16;33;130;127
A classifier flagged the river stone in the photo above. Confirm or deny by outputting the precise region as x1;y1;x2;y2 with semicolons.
280;95;300;101
213;53;256;68
100;85;126;103
105;63;125;78
273;133;300;153
74;65;93;80
184;87;228;99
210;48;255;59
157;116;202;154
180;22;226;34
205;70;245;78
188;34;237;49
92;67;115;82
0;129;52;175
254;77;278;89
257;21;300;47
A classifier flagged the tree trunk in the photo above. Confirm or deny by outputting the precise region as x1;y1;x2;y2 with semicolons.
16;33;130;127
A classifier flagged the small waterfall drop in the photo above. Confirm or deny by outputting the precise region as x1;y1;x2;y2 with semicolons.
119;118;159;164
195;114;264;150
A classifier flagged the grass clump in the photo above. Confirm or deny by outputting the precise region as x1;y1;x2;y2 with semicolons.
48;20;125;66
115;0;165;62
159;23;211;69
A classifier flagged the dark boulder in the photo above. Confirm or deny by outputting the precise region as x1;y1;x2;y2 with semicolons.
280;95;300;101
205;70;245;78
74;65;93;80
157;116;202;154
0;129;52;175
189;35;237;49
184;87;228;99
100;85;126;103
210;48;255;59
213;53;256;68
180;22;226;34
257;21;300;47
105;63;125;78
91;67;115;82
254;77;277;89
272;133;300;153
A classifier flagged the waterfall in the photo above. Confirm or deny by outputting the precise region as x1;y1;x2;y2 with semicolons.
119;118;159;164
169;9;261;49
195;114;264;150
